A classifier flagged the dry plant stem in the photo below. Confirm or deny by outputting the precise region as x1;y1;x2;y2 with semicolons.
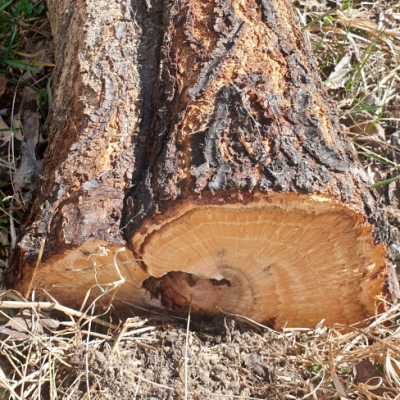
298;371;325;400
369;302;400;328
85;304;95;400
64;372;85;399
223;313;281;335
58;326;154;341
335;302;400;362
20;339;34;400
122;370;174;391
12;364;50;390
1;349;23;379
26;240;46;337
26;240;45;300
107;294;187;321
118;326;155;338
0;309;72;368
133;377;141;400
110;317;146;355
0;290;31;302
328;341;347;399
0;375;23;400
185;295;193;400
67;330;111;340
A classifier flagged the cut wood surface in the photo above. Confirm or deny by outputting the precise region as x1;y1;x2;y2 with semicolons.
6;0;400;328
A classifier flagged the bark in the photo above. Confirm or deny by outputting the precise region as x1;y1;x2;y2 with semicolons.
7;0;149;304
6;0;400;328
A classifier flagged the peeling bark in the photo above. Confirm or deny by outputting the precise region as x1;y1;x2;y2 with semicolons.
6;0;399;328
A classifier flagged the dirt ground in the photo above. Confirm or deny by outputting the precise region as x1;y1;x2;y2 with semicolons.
55;316;304;400
1;300;400;399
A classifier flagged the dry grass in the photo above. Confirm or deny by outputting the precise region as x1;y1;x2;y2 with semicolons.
1;286;400;399
297;0;400;185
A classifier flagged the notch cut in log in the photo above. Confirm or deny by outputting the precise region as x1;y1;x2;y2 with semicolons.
6;0;399;329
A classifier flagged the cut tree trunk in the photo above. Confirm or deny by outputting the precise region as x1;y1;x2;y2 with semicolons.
6;0;399;328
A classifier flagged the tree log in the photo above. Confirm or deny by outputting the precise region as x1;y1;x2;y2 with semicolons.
7;0;399;328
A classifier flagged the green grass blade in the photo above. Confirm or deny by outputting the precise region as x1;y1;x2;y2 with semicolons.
313;32;329;54
373;176;400;188
362;154;395;167
5;59;40;73
46;77;52;109
301;7;337;31
0;0;13;13
4;28;17;61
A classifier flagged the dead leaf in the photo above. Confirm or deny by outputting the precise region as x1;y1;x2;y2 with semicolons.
0;115;23;142
325;53;352;89
0;75;6;97
354;359;396;399
350;117;385;147
21;40;55;81
13;110;41;195
12;115;24;141
0;326;30;340
0;309;60;340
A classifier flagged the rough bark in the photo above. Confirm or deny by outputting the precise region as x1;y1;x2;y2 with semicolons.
6;0;400;328
7;0;143;266
6;0;149;304
123;0;389;240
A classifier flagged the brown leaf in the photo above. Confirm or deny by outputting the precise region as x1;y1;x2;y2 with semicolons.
0;309;59;339
0;75;6;97
350;117;386;147
0;326;29;340
354;360;396;399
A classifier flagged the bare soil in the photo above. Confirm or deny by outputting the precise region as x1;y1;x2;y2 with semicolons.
55;317;302;400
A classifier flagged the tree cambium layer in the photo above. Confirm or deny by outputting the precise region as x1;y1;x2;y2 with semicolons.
7;0;400;328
